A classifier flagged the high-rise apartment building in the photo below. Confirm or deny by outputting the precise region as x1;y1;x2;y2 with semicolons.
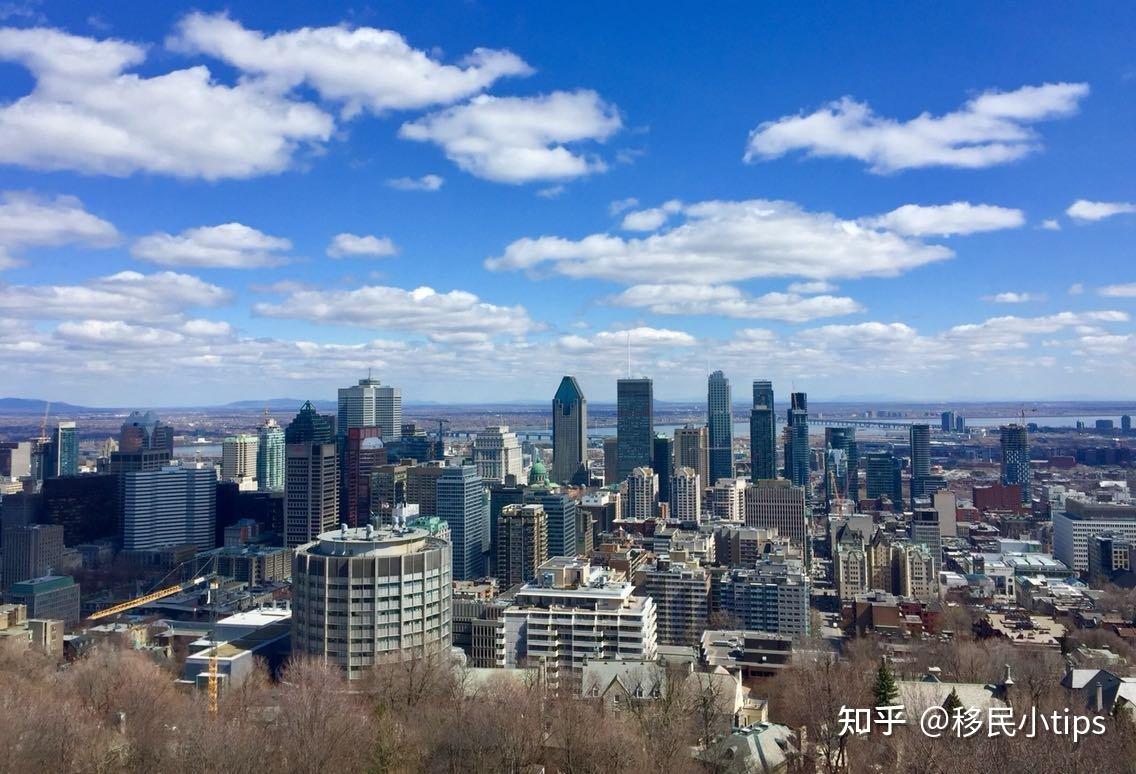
436;465;487;581
744;479;808;548
44;422;78;478
652;434;673;504
616;378;653;481
707;370;733;485
643;562;710;646
712;477;748;522
674;425;709;490
221;434;258;484
784;392;809;489
284;402;338;548
671;467;702;524
552;376;588;485
495;504;548;588
718;556;810;637
256;416;285;492
473;426;523;484
337;376;402;441
123;464;216;551
624;466;658;520
909;423;931;508
1000;424;1030;505
908;508;942;575
941;411;955;432
750;380;776;482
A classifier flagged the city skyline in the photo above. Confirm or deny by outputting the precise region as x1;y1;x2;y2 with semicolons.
0;4;1133;406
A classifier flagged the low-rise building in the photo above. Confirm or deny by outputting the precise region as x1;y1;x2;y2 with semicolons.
6;575;79;624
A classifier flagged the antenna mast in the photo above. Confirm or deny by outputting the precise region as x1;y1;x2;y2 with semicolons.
626;332;631;378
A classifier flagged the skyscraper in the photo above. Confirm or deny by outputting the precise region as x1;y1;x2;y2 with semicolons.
602;436;619;487
256;415;285;492
342;426;385;527
221;434;258;484
496;504;548;588
337;376;402;441
909;423;931;508
823;427;859;511
472;426;523;484
48;422;78;478
1000;424;1031;505
671;466;702;524
744;479;808;548
652;434;674;504
285;402;338;548
122;464;216;551
624;467;658;520
674;425;709;489
707;370;733;485
941;411;956;432
749;380;776;482
784;392;809;490
536;491;577;560
552;376;588;485
865;452;903;505
436;465;487;580
120;411;173;455
616;378;653;481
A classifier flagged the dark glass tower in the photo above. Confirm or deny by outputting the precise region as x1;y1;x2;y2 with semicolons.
707;370;733;485
749;380;776;482
652;434;674;504
865;452;903;504
784;392;809;490
823;426;859;511
616;378;653;481
909;423;930;508
552;376;588;485
1000;424;1030;505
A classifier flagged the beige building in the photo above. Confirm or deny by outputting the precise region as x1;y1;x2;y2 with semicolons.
745;479;808;548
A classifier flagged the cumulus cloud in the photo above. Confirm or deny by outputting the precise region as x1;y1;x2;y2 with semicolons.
488;198;951;283
253;284;536;342
1066;199;1136;222
0;26;333;179
0;270;229;321
386;174;444;191
1068;283;1084;295
557;325;696;354
982;291;1045;303
327;233;398;258
745;82;1089;173
1040;219;1061;231
609;197;639;215
787;280;837;294
170;12;531;116
1099;283;1136;297
0;191;118;268
863;202;1025;236
620;200;682;232
606;284;863;322
132;223;292;268
399;90;622;183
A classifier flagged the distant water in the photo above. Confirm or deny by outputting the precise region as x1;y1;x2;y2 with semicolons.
174;443;221;458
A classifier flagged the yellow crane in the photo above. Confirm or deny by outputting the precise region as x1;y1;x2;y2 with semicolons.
85;575;212;621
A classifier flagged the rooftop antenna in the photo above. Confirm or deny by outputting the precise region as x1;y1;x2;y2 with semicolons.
626;331;632;378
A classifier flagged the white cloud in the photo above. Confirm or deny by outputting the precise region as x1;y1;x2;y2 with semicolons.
1099;283;1136;297
745;82;1089;173
863;202;1025;236
0;26;333;179
536;185;566;199
982;291;1045;303
171;12;531;116
0;270;229;320
1068;283;1084;295
327;233;398;258
606;284;863;322
1040;219;1061;231
557;325;696;354
488;198;951;283
386;174;444;191
1066;199;1136;222
56;319;186;348
132;223;292;268
254;284;536;342
609;197;639;215
787;280;837;294
0;191;118;268
399;90;622;183
620;200;683;232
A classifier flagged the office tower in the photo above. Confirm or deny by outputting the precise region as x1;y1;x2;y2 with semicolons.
337;376;402;441
941;411;955;432
909;423;931;508
864;452;903;504
616;378;653;481
406;463;446;516
40;474;118;544
498;558;657;682
473;426;523;484
707;370;733;485
221;434;259;484
744;479;808;547
488;480;526;573
955;415;966;433
1123;415;1133;433
0;441;33;480
496;504;548;588
652;434;674;504
119;411;173;455
284;402;338;548
643;563;710;646
784;392;809;489
671;467;702;524
370;463;409;524
552;376;588;485
1087;533;1134;581
123;464;216;551
1000;424;1030;505
7;575;80;624
823;427;858;511
624;466;658;520
750;380;776;482
0;523;63;591
1054;501;1136;572
908;508;942;575
342;426;385;527
934;490;957;537
536;491;577;560
602;436;619;487
292;521;452;678
719;556;810;637
437;465;487;581
256;416;285;492
44;422;78;478
674;425;709;489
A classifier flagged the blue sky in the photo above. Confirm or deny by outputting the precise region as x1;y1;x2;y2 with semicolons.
0;0;1133;405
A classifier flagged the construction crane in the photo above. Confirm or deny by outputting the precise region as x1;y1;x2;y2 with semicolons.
38;400;51;443
206;578;220;715
418;417;451;459
85;574;213;621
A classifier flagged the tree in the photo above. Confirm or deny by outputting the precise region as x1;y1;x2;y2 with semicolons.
872;657;898;707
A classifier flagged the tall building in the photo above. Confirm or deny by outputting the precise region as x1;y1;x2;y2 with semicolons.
749;380;776;482
256;416;285;492
0;523;63;591
1053;500;1136;572
616;378;653;481
45;422;78;478
652;434;674;504
536;491;577;560
707;370;733;485
719;556;810;637
823;427;858;511
643;562;710;646
221;434;258;484
436;465;487;581
744;479;808;548
941;411;955;432
712;477;748;522
602;436;619;487
0;441;33;480
284;402;338;548
624;467;658;520
342;427;385;527
865;452;902;505
1123;414;1133;433
1000;424;1031;505
473;426;523;484
908;508;942;575
123;464;216;551
337;376;402;441
674;425;709;490
119;411;173;455
671;467;702;524
407;463;447;516
496;504;548;588
552;376;588;485
909;424;931;508
292;522;452;678
784;393;809;489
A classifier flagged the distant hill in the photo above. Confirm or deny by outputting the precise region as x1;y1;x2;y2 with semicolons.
221;399;337;412
0;398;98;414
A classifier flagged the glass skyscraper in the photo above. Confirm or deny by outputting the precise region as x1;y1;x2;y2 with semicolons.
1000;424;1031;505
909;423;931;508
785;392;809;490
749;380;776;482
551;376;588;485
436;464;487;580
616;378;653;481
707;370;733;485
823;426;859;511
652;434;674;504
257;416;285;492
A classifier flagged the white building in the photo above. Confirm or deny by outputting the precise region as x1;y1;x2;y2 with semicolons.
899;543;939;601
623;467;658;520
221;434;259;487
670;466;702;524
123;464;216;551
472;426;524;484
713;477;748;521
1053;499;1136;572
745;479;808;547
337;376;402;441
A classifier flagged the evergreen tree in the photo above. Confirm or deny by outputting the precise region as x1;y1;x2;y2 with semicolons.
942;687;963;714
872;658;899;707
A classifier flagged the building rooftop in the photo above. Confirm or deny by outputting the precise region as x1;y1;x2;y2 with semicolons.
304;524;446;557
9;575;75;595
